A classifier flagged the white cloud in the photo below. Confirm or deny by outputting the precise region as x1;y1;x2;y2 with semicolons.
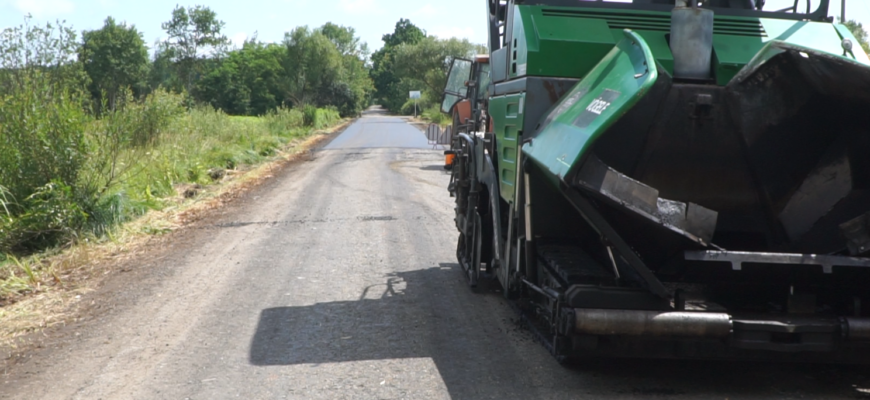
10;0;74;17
339;0;380;14
430;26;475;40
414;4;439;16
232;32;247;47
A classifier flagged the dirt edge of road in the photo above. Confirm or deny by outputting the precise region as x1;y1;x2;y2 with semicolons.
0;119;353;361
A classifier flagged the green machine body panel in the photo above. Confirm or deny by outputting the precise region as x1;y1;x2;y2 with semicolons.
490;93;525;201
523;30;658;180
497;3;870;197
506;4;869;85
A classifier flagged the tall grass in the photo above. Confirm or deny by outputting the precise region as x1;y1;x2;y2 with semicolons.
0;19;345;299
0;95;343;296
422;106;451;127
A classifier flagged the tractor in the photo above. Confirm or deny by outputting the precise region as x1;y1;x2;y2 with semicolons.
443;0;870;362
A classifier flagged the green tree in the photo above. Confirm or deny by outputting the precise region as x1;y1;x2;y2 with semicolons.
281;26;342;107
320;22;365;58
194;24;371;117
239;42;286;115
391;36;482;101
148;42;180;92
198;40;284;115
0;19;88;233
160;5;229;100
381;18;425;48
370;19;425;111
79;17;150;112
843;19;870;54
315;23;373;116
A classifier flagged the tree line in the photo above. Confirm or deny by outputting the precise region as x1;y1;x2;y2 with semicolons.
80;6;372;117
76;7;481;118
0;7;481;258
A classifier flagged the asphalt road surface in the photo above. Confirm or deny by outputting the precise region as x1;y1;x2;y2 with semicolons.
3;109;870;399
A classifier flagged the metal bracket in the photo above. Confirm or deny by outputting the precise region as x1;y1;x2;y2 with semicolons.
561;183;670;299
684;250;870;274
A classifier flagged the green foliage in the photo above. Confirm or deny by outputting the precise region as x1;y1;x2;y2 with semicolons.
302;104;319;126
0;10;359;289
160;5;229;99
280;25;372;117
185;23;371;117
392;37;484;103
264;107;305;134
371;21;482;114
317;24;373;116
843;19;870;54
282;27;342;105
0;182;88;253
79;89;183;202
148;45;179;92
0;86;182;253
320;22;367;58
381;19;425;48
313;107;341;129
422;105;451;127
133;89;187;145
0;78;88;209
79;17;150;112
0;17;88;95
370;19;425;112
0;186;13;218
301;105;340;129
197;41;285;115
0;19;89;213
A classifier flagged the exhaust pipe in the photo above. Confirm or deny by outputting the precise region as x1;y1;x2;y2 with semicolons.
570;309;732;338
846;318;870;341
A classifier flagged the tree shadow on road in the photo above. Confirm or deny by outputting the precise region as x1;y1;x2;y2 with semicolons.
249;263;870;399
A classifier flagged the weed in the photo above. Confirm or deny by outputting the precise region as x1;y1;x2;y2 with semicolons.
422;106;451;127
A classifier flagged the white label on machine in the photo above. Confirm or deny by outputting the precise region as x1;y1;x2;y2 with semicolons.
586;98;611;115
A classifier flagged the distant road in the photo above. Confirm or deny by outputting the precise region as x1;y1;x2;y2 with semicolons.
325;108;430;149
3;108;869;399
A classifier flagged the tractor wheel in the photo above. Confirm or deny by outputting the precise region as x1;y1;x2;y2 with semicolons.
456;211;482;288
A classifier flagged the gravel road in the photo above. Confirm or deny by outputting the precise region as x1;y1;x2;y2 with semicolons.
3;109;870;399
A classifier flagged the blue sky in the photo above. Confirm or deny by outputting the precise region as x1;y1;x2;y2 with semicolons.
0;0;867;54
0;0;489;52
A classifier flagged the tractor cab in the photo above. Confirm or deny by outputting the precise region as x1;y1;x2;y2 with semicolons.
441;55;491;169
442;55;491;136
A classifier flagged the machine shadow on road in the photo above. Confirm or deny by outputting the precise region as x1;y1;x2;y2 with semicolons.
249;264;870;399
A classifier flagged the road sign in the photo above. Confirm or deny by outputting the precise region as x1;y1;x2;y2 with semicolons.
409;91;422;118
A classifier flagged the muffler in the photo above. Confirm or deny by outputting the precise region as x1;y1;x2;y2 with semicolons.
846;317;870;341
570;309;732;338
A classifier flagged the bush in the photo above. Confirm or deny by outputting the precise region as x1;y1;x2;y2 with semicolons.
400;96;435;117
422;106;451;127
131;89;186;146
312;107;341;129
0;81;88;211
264;107;305;135
301;104;341;129
0;99;340;254
302;105;318;127
0;182;87;253
79;89;184;208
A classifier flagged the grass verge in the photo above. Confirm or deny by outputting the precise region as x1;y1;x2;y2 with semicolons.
0;116;350;350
